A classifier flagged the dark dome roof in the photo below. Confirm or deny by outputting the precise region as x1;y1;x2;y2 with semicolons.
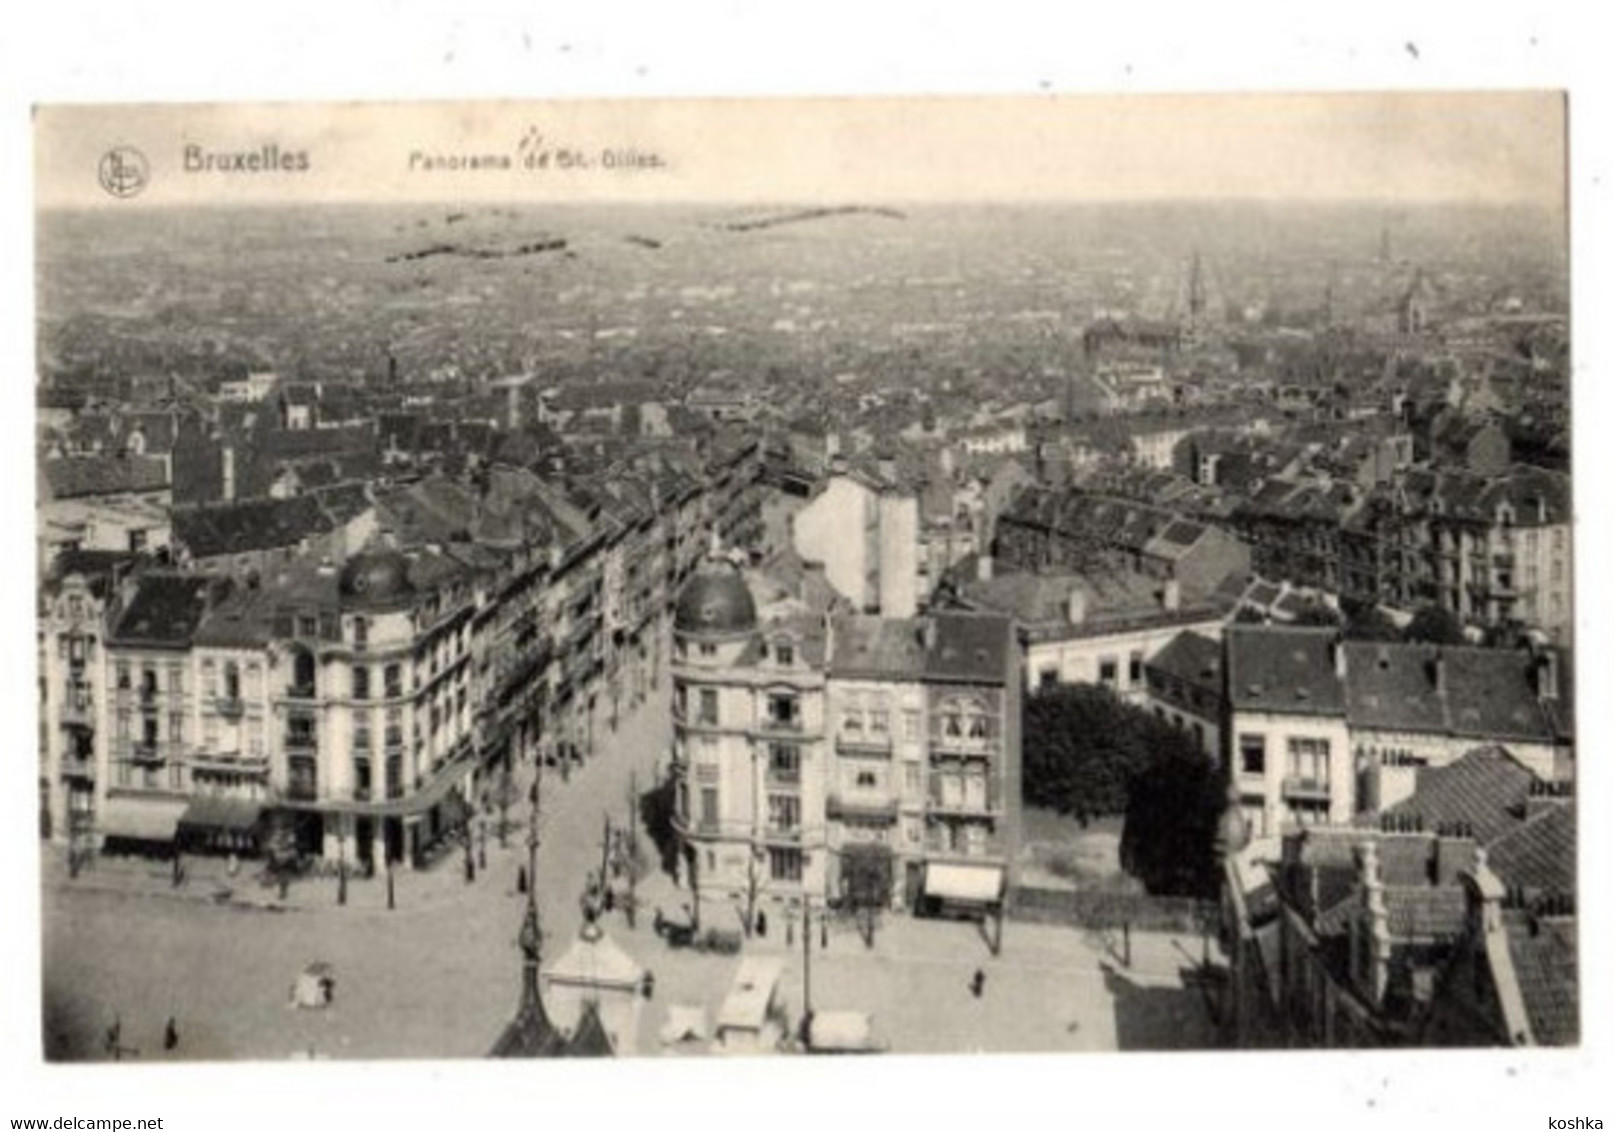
674;560;757;637
339;548;415;607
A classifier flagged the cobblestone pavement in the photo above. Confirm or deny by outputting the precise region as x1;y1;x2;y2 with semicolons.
39;642;1223;1060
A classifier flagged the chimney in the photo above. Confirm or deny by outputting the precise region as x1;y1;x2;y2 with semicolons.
1067;586;1089;626
1535;650;1559;702
221;445;236;502
976;554;994;583
1360;842;1391;1005
1161;578;1181;613
1331;635;1347;680
1429;650;1446;695
877;449;897;485
918;618;939;653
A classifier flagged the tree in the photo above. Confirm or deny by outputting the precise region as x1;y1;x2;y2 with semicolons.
1339;597;1403;643
1023;685;1172;821
1404;604;1465;646
1119;738;1223;898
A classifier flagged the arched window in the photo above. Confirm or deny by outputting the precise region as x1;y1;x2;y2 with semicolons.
223;661;240;701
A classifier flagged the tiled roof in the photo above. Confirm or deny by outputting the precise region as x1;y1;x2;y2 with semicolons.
830;615;928;679
1226;625;1345;715
1505;913;1578;1046
42;456;169;500
1486;805;1575;898
923;612;1013;684
1146;630;1223;694
110;573;221;647
174;496;338;559
1377;746;1538;848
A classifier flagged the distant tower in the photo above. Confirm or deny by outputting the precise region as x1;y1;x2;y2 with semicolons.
1323;260;1338;327
1188;249;1207;324
1378;224;1392;265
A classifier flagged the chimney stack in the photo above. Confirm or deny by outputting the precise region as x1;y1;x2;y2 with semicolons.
976;554;994;583
1535;650;1559;702
1361;842;1391;1005
1161;578;1181;613
1067;586;1089;626
1430;650;1447;695
1331;635;1348;680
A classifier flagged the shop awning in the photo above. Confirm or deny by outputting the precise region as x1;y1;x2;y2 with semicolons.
178;796;264;836
924;862;1004;905
100;796;188;843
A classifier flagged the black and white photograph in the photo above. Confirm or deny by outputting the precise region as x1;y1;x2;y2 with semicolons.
6;9;1611;1127
27;91;1577;1061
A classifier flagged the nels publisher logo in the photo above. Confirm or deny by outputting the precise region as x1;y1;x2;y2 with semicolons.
98;146;149;199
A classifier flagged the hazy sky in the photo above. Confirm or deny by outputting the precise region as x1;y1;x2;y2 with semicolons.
34;92;1565;210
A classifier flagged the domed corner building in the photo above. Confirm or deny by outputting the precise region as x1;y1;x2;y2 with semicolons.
672;555;759;647
666;554;831;926
337;547;418;613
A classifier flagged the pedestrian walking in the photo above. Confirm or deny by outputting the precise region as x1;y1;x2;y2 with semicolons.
969;968;986;998
163;1017;178;1051
755;909;768;939
517;864;529;895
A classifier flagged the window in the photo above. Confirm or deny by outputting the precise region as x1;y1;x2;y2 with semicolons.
768;793;801;832
768;847;803;883
223;662;240;701
1287;738;1330;785
1098;657;1119;687
904;761;922;794
775;641;794;667
116;662;131;691
1038;668;1059;691
869;709;889;735
768;744;800;782
352;665;370;700
699;787;719;826
354;756;372;799
699;642;717;658
855;769;879;790
353;616;368;651
697;688;719;726
1239;734;1266;776
767;693;800;728
1128;651;1145;685
297;615;318;639
354;723;372;751
903;709;921;741
384;664;403;699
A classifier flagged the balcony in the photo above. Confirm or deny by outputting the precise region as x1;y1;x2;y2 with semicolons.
763;824;802;843
826;794;899;823
129;741;166;764
286;682;317;701
284;780;319;803
758;715;803;734
60;689;93;727
214;695;244;719
283;728;319;752
765;767;801;788
190;749;269;774
60;751;95;779
835;730;892;756
1281;776;1331;801
930;733;996;758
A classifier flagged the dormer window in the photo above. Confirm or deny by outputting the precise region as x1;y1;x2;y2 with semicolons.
775;640;795;667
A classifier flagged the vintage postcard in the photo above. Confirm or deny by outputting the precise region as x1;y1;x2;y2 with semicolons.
31;94;1573;1065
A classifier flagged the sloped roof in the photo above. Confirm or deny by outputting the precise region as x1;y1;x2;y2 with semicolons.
1378;747;1538;848
174;496;338;559
42;456;169;500
924;612;1013;684
1486;804;1575;898
110;573;221;647
1504;914;1578;1046
1226;625;1345;715
1147;630;1223;694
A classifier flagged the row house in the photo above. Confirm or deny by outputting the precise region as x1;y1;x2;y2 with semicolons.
668;556;1021;936
1232;465;1572;644
1149;625;1572;840
39;444;772;868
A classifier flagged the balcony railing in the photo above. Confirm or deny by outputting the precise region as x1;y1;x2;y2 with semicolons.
1281;776;1331;801
930;732;996;756
826;794;899;822
759;715;803;734
765;767;801;787
214;695;244;719
284;730;319;752
190;749;268;773
835;730;893;755
129;741;166;764
60;752;95;779
60;690;93;727
284;780;319;802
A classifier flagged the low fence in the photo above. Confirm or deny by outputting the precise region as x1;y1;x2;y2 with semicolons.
1007;884;1215;934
